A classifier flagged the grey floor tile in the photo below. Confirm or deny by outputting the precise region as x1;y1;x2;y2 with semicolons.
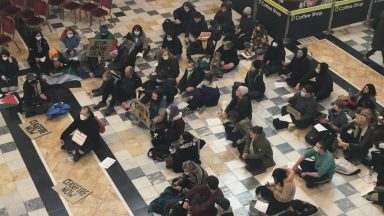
233;206;249;216
220;186;234;198
269;96;286;106
0;126;9;135
0;208;8;216
336;183;358;197
235;191;254;205
146;171;167;185
335;198;356;213
266;106;281;116
275;143;295;154
0;142;17;153
125;167;145;180
274;87;291;95
24;198;44;212
240;177;260;190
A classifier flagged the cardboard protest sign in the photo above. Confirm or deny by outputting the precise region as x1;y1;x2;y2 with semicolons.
19;119;51;140
286;105;301;120
52;178;92;204
85;39;113;58
131;100;151;128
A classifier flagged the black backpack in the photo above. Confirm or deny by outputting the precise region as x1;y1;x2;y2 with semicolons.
147;147;170;162
163;19;176;35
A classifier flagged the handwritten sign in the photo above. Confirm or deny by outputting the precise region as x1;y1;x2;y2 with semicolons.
71;129;87;146
19;119;51;140
52;178;92;204
85;39;113;58
131;100;151;128
286;104;301;120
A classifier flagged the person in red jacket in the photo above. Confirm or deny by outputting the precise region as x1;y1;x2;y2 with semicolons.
183;175;224;216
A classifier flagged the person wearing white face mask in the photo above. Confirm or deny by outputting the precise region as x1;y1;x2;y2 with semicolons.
292;136;335;188
60;27;81;57
273;84;318;130
155;49;180;79
177;61;204;94
27;31;51;73
60;106;101;162
124;25;150;58
0;49;19;93
162;34;182;59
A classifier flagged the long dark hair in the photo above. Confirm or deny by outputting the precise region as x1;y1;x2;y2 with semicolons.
361;83;376;97
272;168;287;186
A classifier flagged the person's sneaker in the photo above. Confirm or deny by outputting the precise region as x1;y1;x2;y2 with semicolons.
104;106;115;116
198;106;205;114
306;182;315;188
94;101;107;110
73;152;82;162
288;123;296;131
60;145;66;150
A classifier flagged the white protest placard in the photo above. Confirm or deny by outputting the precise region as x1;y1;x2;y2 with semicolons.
254;200;269;213
210;125;225;134
206;118;222;126
274;81;288;88
100;157;116;169
314;123;327;132
279;114;292;123
177;102;189;110
72;129;87;146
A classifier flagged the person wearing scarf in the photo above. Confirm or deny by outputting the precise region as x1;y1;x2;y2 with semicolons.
162;104;185;147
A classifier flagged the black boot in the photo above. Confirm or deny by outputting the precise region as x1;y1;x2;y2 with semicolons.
94;101;107;110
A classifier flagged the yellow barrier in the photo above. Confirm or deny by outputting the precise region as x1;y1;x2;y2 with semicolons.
290;3;333;16
262;0;289;14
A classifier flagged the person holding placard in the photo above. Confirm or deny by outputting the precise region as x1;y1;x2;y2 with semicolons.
273;84;318;130
292;137;335;188
255;168;296;215
60;106;100;162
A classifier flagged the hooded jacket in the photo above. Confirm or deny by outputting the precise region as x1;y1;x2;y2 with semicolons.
286;48;312;86
155;57;180;79
288;92;318;122
60;112;101;153
299;63;333;93
217;45;239;67
238;15;255;41
243;132;275;167
265;40;286;65
173;6;196;29
185;15;208;38
162;35;183;56
244;68;265;94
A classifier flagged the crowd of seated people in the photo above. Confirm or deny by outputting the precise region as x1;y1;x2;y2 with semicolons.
8;1;384;214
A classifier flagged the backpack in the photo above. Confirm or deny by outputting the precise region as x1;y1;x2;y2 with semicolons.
372;151;384;173
163;19;176;35
46;102;71;120
94;116;105;133
147;147;170;162
335;158;361;175
305;125;329;146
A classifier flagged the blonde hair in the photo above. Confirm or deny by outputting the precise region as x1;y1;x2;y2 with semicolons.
355;114;368;126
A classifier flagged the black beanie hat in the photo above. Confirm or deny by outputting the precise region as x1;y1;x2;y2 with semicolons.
207;175;219;190
215;197;230;210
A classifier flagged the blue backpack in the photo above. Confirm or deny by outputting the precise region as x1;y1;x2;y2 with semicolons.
46;102;71;120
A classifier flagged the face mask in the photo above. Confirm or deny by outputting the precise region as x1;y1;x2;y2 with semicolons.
300;91;306;97
256;28;261;31
187;67;193;72
214;203;220;209
162;55;169;60
36;36;42;40
272;42;278;47
313;147;320;153
67;34;73;38
167;36;172;41
315;68;320;73
166;108;170;114
2;56;8;61
134;30;140;36
80;114;87;120
53;57;59;61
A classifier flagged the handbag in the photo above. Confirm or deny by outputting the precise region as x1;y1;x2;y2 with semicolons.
94;116;105;133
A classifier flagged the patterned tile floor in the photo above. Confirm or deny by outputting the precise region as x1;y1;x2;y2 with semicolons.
1;0;384;215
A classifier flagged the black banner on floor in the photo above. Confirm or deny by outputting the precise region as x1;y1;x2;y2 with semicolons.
371;0;384;18
256;0;288;39
331;0;370;28
287;4;332;39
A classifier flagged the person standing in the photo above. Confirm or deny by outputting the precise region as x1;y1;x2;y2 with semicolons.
365;10;384;64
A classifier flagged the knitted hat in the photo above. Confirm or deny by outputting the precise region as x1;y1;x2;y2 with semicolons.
48;48;58;59
215;197;230;210
243;7;252;15
237;86;249;96
206;175;219;190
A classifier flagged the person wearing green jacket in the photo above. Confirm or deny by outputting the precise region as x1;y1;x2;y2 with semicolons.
242;126;275;171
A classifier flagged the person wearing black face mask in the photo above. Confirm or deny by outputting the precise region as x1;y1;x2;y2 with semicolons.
318;100;348;133
161;34;183;59
60;106;100;162
22;73;51;117
282;48;312;88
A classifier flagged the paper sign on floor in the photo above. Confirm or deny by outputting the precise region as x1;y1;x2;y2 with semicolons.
19;119;51;140
206;118;222;126
254;200;269;213
100;157;116;169
52;178;92;204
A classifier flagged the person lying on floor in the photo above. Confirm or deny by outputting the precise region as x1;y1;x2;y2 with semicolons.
241;126;275;171
292;137;335;188
183;175;224;216
60;106;101;162
273;84;318;130
256;168;296;215
22;73;51;117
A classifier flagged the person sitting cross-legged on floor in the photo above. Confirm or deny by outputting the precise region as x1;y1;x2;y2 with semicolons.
232;60;265;101
0;49;19;93
292;137;335;188
273;84;318;130
256;168;296;215
242;126;275;171
177;61;204;94
22;73;51;117
183;175;224;216
60;106;101;162
93;71;116;109
225;86;252;121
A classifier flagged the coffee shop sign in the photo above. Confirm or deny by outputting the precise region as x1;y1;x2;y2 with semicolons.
291;11;323;21
335;2;364;12
261;1;282;17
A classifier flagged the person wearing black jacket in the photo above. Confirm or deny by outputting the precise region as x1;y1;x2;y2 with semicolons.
156;49;180;79
177;61;204;93
295;62;333;101
264;40;286;76
213;3;235;36
234;7;256;50
243;61;265;100
104;66;142;116
216;41;239;72
27;31;52;74
185;12;208;45
93;72;116;109
60;106;100;162
161;34;183;59
22;73;51;117
225;86;252;121
173;1;196;35
0;49;19;93
161;104;185;147
283;48;312;87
